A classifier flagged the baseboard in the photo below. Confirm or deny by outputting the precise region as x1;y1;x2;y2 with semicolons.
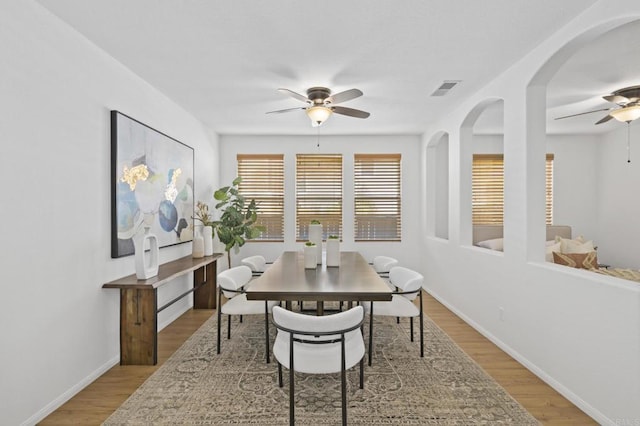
23;354;120;426
423;287;614;426
24;303;193;426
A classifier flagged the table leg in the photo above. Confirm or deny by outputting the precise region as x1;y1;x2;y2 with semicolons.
194;261;217;309
120;288;157;365
316;301;324;316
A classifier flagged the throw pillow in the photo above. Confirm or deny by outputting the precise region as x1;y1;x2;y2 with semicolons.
476;238;504;251
552;251;598;269
555;236;595;254
546;242;561;262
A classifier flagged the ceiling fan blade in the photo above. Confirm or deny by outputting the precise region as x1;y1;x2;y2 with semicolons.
603;94;630;105
332;106;370;119
265;107;305;114
595;114;614;125
554;107;612;120
326;88;363;104
277;88;310;103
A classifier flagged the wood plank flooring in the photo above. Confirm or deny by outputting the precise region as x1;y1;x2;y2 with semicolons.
40;293;596;425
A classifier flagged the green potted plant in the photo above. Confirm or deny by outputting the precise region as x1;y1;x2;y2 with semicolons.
308;219;323;264
212;177;265;268
303;241;317;269
326;235;340;267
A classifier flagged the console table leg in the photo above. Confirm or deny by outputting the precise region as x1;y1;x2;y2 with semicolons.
120;288;157;365
194;262;217;309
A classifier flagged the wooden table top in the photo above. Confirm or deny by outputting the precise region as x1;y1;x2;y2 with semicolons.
103;254;222;290
245;251;392;302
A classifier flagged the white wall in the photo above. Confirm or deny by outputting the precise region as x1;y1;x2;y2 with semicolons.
595;123;640;268
547;134;599;238
0;2;218;424
218;135;422;270
422;2;640;424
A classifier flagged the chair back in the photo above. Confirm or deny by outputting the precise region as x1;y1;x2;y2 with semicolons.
217;265;252;299
272;305;365;373
372;256;398;273
389;266;423;301
241;255;267;273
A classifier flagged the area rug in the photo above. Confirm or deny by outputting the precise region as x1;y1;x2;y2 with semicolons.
104;311;540;425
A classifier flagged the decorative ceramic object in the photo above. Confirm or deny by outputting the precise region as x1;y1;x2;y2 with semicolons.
133;226;159;279
192;230;205;258
203;225;214;256
308;222;323;264
303;243;317;269
326;236;340;267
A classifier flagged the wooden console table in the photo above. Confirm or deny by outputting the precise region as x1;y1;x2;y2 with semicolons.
103;254;222;365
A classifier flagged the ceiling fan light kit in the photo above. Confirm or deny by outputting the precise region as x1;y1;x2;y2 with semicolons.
306;105;333;126
610;104;640;123
267;86;370;127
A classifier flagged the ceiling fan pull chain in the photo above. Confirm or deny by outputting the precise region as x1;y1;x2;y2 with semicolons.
317;126;320;149
627;121;632;163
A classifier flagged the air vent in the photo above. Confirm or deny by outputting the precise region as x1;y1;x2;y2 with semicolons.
431;80;461;96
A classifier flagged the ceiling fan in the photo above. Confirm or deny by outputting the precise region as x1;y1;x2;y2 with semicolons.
555;85;640;124
266;86;370;126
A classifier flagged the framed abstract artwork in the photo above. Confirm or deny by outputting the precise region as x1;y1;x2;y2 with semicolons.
111;111;194;258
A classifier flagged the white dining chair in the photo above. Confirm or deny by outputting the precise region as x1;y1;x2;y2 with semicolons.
241;255;269;277
371;256;399;290
362;266;424;365
272;305;366;426
217;265;278;363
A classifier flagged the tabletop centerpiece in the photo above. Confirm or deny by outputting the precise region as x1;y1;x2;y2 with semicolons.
303;241;317;269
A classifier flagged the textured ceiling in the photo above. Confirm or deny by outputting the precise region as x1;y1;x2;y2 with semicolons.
35;0;635;136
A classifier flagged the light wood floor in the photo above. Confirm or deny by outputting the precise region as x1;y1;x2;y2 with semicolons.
40;293;596;425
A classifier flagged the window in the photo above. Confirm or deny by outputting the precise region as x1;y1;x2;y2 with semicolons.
472;154;553;225
237;154;284;241
296;154;342;240
354;154;402;241
545;154;554;225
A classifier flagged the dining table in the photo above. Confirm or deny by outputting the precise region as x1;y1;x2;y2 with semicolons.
245;251;392;365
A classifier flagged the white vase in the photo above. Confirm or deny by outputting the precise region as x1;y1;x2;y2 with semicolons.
192;231;205;258
308;223;323;264
326;238;340;267
303;245;317;269
133;227;159;280
202;225;214;256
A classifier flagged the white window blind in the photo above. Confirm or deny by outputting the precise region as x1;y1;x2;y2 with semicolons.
354;153;402;241
295;154;342;240
472;154;504;225
545;154;554;225
237;154;284;241
472;154;554;225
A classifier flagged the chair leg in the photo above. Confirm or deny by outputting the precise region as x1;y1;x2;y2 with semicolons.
264;301;270;363
368;302;374;366
420;290;424;358
227;314;231;340
240;315;243;323
217;288;222;354
359;357;364;389
410;317;414;342
278;362;283;387
341;335;347;426
289;333;295;426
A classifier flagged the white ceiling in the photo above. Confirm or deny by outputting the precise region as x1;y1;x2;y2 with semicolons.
36;0;638;137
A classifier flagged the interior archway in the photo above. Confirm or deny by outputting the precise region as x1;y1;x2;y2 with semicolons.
528;17;640;268
459;98;505;248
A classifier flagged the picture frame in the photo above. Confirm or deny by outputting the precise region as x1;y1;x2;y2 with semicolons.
111;111;194;258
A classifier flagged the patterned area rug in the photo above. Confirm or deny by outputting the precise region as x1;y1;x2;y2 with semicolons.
104;310;539;425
